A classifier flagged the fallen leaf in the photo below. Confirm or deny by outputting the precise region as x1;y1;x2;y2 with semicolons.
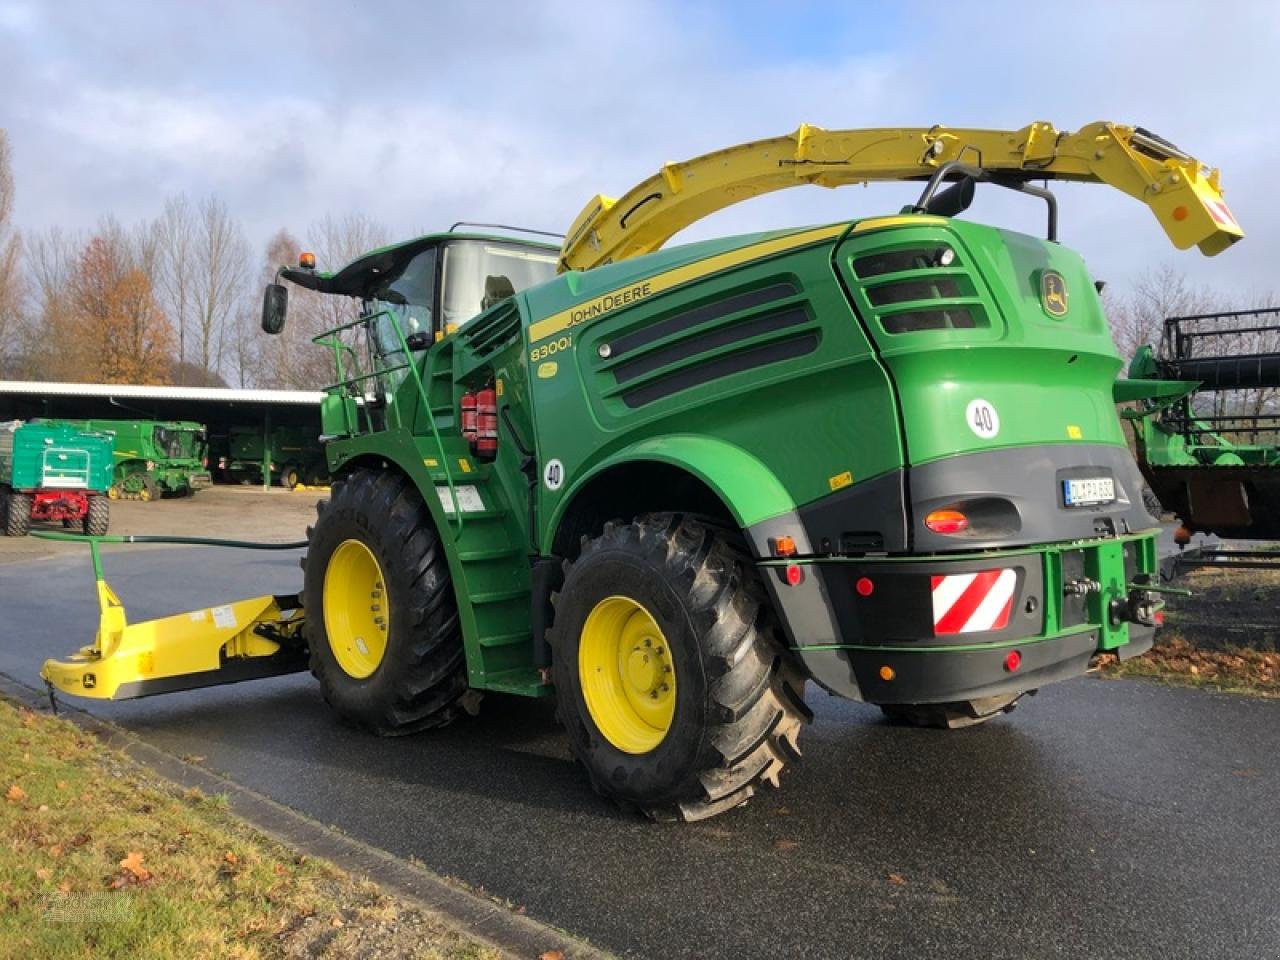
774;807;791;816
34;868;51;881
68;833;91;848
773;839;799;851
272;864;286;875
5;785;27;803
119;851;150;881
539;952;566;960
888;873;907;885
37;804;48;813
330;916;344;928
48;845;63;858
224;851;239;865
19;709;35;727
55;781;67;791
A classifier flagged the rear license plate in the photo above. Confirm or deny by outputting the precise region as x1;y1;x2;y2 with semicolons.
1063;476;1115;507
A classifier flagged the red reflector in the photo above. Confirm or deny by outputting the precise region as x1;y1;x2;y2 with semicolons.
1003;650;1022;672
1154;610;1165;626
855;577;874;597
785;564;804;586
925;509;969;535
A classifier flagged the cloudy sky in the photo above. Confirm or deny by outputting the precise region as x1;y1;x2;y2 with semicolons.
1;1;1277;296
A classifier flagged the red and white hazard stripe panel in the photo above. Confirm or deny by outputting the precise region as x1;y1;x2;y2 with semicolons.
1205;198;1238;229
930;569;1017;635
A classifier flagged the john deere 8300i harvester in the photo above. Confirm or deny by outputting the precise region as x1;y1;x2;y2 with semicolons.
43;121;1242;820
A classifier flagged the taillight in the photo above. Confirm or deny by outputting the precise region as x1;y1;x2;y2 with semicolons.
925;509;969;535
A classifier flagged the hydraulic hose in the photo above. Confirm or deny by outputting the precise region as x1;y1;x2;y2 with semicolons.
29;531;308;550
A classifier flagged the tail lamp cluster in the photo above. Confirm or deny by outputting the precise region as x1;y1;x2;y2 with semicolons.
460;386;499;462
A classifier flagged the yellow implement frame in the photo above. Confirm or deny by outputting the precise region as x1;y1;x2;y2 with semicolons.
39;534;308;702
558;121;1242;272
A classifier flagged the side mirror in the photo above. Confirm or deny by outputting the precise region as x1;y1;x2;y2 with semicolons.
261;283;289;335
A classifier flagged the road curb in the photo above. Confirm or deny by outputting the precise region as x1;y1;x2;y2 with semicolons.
0;672;614;960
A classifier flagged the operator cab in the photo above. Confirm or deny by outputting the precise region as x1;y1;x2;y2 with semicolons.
267;231;557;349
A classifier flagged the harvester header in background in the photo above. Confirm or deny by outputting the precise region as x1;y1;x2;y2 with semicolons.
559;121;1243;271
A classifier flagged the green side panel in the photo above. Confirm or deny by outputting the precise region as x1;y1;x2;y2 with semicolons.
526;231;904;545
833;221;1128;464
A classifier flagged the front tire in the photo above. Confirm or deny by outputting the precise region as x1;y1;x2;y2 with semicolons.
303;469;468;735
550;514;810;821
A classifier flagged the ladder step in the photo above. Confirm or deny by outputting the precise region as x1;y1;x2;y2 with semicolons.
457;545;525;562
468;587;527;605
477;630;530;649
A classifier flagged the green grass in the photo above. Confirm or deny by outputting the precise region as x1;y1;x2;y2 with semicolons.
0;699;503;959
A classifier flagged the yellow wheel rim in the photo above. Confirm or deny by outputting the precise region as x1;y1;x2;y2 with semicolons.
107;485;120;500
323;539;390;679
138;486;153;502
578;596;676;754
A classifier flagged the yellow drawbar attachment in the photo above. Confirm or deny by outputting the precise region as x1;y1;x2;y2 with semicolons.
323;539;390;679
41;582;302;701
578;596;676;754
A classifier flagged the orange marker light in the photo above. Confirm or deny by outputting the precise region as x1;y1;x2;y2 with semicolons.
299;251;317;269
925;509;969;535
773;535;797;558
879;665;895;682
1172;205;1189;221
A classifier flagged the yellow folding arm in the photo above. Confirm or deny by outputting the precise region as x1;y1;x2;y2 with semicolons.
558;121;1242;272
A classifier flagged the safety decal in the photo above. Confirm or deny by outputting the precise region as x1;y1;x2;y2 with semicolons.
930;569;1016;635
543;459;565;491
966;398;1000;440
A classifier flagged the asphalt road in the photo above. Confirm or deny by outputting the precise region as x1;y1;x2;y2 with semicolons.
2;545;1278;960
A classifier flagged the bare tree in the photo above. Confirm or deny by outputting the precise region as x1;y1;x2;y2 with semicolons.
152;194;249;384
0;130;22;374
1105;264;1218;364
152;194;196;377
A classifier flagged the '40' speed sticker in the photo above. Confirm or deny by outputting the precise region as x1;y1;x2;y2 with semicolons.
966;398;1000;439
543;459;565;491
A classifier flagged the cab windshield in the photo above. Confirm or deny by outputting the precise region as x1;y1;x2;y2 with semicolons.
367;246;438;358
440;240;557;327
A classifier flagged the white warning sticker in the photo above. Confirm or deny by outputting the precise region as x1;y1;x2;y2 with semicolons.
437;485;485;514
966;398;1000;440
211;605;237;629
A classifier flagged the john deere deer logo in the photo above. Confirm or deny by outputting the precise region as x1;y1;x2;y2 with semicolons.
1041;270;1068;317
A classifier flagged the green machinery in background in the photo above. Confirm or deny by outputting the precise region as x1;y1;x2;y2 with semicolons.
1;420;113;536
45;121;1244;821
222;424;328;489
1122;307;1280;542
55;418;213;501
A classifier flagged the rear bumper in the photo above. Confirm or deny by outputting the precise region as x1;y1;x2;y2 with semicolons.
747;529;1160;704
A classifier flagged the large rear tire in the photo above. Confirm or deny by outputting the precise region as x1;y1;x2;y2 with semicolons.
879;693;1023;730
303;469;468;735
5;491;31;537
83;496;110;536
550;514;810;821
